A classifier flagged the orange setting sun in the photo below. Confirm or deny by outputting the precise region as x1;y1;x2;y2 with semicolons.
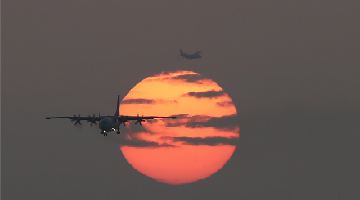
119;70;240;185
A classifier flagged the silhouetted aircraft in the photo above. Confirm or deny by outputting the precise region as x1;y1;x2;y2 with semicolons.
46;95;176;136
178;49;202;60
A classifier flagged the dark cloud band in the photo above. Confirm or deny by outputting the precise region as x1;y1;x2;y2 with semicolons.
216;101;235;107
121;98;155;104
182;90;225;99
121;98;178;105
120;138;175;147
164;114;239;129
164;136;238;146
171;74;207;83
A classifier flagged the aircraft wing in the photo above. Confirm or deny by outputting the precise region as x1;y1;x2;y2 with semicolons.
46;115;104;125
114;115;176;124
119;115;177;120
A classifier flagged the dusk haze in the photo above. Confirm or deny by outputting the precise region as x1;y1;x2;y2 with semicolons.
3;1;360;200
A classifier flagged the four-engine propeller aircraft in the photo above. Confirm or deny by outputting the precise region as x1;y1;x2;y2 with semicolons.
46;95;176;136
178;49;202;60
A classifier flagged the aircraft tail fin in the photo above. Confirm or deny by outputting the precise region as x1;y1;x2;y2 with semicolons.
114;95;120;116
180;49;183;55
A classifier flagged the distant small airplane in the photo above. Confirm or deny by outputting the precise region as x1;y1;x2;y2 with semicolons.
46;95;176;136
178;49;202;60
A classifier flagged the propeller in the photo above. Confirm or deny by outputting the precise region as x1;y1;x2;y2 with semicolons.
134;119;146;125
87;114;97;127
121;117;129;127
71;114;82;125
134;114;145;125
116;116;128;127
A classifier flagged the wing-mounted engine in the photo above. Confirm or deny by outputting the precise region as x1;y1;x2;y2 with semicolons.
71;114;82;125
87;114;98;127
134;114;146;125
119;116;129;126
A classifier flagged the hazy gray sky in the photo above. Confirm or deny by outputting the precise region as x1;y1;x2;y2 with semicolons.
3;0;360;199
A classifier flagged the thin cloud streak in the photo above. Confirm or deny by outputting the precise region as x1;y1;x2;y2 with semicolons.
120;138;176;148
164;114;238;129
182;90;225;99
171;74;207;83
122;98;178;105
162;136;239;146
121;98;155;104
217;101;235;107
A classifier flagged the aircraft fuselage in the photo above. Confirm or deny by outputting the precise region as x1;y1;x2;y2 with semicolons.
99;118;119;132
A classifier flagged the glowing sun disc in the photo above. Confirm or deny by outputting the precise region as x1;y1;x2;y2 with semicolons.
119;70;240;185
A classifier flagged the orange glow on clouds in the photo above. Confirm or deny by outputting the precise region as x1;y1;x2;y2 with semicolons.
120;70;236;117
119;70;239;185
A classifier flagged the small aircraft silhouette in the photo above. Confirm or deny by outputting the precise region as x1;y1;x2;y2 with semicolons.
46;95;176;136
178;49;202;60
